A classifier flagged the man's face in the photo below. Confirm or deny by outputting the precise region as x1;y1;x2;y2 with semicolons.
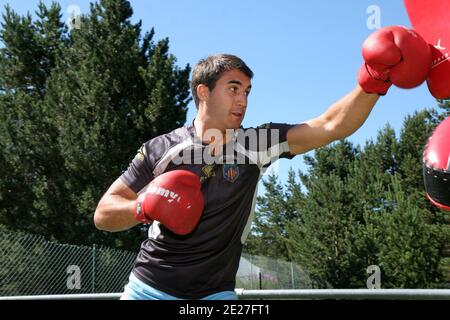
204;69;252;131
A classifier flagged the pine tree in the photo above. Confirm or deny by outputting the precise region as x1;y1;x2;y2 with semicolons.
259;111;449;288
244;170;302;260
0;2;68;235
437;99;450;116
347;124;398;212
287;142;372;287
397;110;440;195
0;0;191;250
363;175;446;288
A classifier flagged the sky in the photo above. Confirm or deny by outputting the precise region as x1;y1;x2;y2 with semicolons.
0;0;440;193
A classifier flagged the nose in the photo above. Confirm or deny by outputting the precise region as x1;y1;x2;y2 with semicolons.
236;92;247;108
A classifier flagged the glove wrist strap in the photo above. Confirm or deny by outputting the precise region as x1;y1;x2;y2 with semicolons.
134;193;153;224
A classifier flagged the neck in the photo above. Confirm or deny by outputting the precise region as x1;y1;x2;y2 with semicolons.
193;116;235;146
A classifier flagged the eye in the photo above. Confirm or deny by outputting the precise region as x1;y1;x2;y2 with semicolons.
245;90;251;96
229;86;239;94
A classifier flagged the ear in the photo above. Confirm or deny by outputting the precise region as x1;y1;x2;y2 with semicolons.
196;84;210;103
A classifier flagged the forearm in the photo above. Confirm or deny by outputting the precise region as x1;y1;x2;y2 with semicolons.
94;195;140;232
325;85;380;139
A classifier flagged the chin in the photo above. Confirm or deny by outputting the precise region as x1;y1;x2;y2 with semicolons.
229;119;244;129
228;123;242;130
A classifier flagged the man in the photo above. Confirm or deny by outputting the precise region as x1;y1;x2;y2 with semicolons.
94;26;432;300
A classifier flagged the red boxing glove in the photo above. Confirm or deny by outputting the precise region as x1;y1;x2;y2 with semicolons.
423;117;450;211
134;170;205;235
358;26;432;95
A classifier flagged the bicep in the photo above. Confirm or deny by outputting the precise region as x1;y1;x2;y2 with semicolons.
103;177;138;201
287;115;338;155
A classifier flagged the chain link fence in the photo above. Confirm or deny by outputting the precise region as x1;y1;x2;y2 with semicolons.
236;254;314;289
0;230;313;296
0;230;136;296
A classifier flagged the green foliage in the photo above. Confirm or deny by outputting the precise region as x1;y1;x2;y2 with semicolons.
437;99;450;116
287;141;367;288
245;171;301;261
361;175;446;288
0;0;191;250
247;108;450;288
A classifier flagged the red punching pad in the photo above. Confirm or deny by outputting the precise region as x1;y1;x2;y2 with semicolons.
404;0;450;99
423;117;450;211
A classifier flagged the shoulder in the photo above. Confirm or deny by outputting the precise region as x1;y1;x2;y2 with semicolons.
138;126;191;161
239;123;296;141
241;122;296;131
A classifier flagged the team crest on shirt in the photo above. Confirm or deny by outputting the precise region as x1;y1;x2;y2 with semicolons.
200;164;216;183
223;164;239;183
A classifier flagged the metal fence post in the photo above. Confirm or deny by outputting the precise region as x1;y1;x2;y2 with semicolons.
250;255;254;289
259;271;262;290
92;244;96;293
290;262;295;289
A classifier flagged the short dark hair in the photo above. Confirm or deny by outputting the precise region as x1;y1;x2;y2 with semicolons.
191;54;254;108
